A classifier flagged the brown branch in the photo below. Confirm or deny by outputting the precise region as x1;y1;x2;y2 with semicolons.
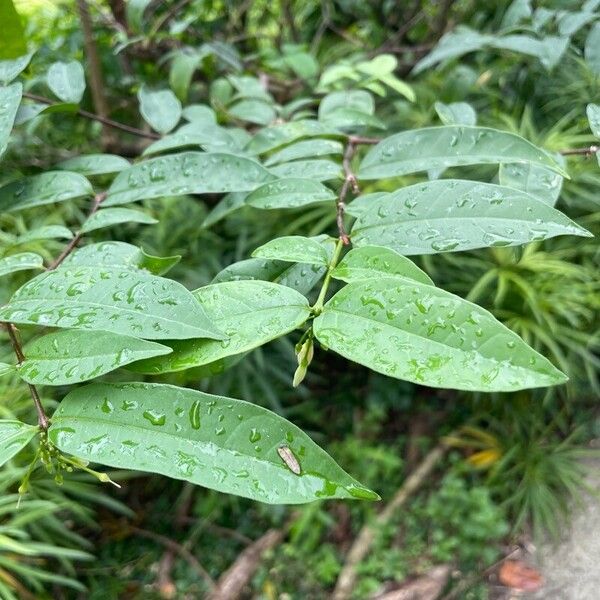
49;192;107;270
207;528;285;600
337;142;360;245
150;0;194;36
332;441;450;600
130;526;216;592
3;324;49;430
348;135;380;145
560;145;599;156
21;92;160;140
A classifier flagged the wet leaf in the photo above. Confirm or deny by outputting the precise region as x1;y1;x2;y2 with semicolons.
141;124;236;156
15;226;73;245
202;192;247;228
332;246;433;285
0;420;37;467
319;90;375;119
358;126;568;180
498;162;563;206
434;101;477;126
138;85;182;134
246;178;335;209
587;103;600;138
252;236;332;266
14;101;78;125
0;266;224;341
265;139;343;166
0;252;44;278
63;242;180;276
313;278;568;392
0;81;21;157
351;180;590;255
0;52;33;84
104;152;274;206
130;280;311;374
585;23;600;75
80;208;157;233
0;171;93;212
56;154;131;176
18;330;171;385
49;382;379;504
228;99;276;125
47;61;86;103
269;159;342;181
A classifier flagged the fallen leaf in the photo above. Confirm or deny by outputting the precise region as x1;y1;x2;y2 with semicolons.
498;560;543;591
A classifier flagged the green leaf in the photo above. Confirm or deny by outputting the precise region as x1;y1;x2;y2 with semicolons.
351;180;590;255
0;51;32;84
126;0;153;33
246;178;335;209
182;104;217;124
319;90;374;119
246;120;341;154
0;81;21;157
141;129;237;157
313;279;568;392
358;126;568;180
49;382;378;503
14;225;73;244
345;192;389;218
80;208;157;233
0;0;26;59
434;101;477;126
138;85;182;134
252;236;332;266
0;362;14;377
14;101;78;125
269;159;342;181
104;152;274;206
131;280;311;374
0;420;37;467
320;109;386;131
0;265;224;341
264;139;343;166
377;73;416;101
498;162;563;206
169;51;202;102
18;330;171;385
585;23;600;75
332;246;433;286
47;61;86;103
56;154;131;176
0;171;93;212
228;99;276;126
63;242;181;276
212;258;325;297
491;35;569;70
202;192;247;228
0;252;44;277
586;103;600;138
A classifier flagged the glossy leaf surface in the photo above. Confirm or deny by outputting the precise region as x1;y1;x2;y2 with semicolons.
0;420;37;467
131;280;311;373
587;103;600;138
0;266;224;341
47;61;86;103
15;225;73;244
0;52;32;84
138;85;182;134
351;180;590;255
269;159;342;181
202;192;247;228
105;152;274;206
246;120;340;154
265;139;343;166
0;252;44;277
56;154;131;176
80;208;157;233
434;101;476;126
0;81;21;157
358;126;567;180
313;279;567;392
252;236;331;266
332;246;433;286
19;330;171;385
498;162;563;206
0;171;93;212
246;178;335;209
49;382;378;504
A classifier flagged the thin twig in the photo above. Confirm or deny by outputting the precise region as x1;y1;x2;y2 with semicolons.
4;324;49;430
348;135;380;145
49;192;107;270
337;142;360;245
559;145;599;156
130;526;216;591
149;0;194;37
22;92;159;140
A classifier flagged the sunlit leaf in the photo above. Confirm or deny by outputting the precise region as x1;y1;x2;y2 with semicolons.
313;278;567;391
0;0;26;59
49;382;378;503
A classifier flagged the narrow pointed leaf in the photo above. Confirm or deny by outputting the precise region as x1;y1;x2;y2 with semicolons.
0;81;21;157
252;236;331;266
14;101;78;125
18;330;172;385
63;242;180;275
332;246;433;285
265;139;343;166
202;192;247;228
0;171;93;212
15;226;73;244
0;420;37;466
56;154;131;176
0;266;224;341
245;120;341;154
80;208;157;233
313;279;567;392
104;152;274;206
0;252;44;277
0;363;15;377
585;23;600;75
47;61;86;103
131;280;311;374
138;85;182;134
351;180;590;255
269;159;342;181
498;162;563;206
358;126;568;180
246;178;335;209
49;382;378;503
